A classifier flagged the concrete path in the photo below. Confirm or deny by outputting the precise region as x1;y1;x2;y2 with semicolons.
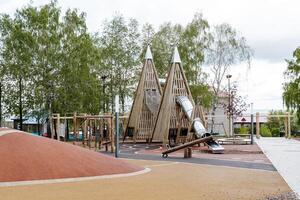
256;137;300;197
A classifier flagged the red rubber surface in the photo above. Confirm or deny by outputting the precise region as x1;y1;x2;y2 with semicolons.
0;130;143;182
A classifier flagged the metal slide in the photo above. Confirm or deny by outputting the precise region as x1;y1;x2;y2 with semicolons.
176;96;224;153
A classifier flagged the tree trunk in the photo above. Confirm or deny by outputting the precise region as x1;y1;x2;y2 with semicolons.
110;80;114;113
120;92;125;113
37;114;40;135
210;94;219;134
210;101;216;134
48;101;53;138
19;77;23;131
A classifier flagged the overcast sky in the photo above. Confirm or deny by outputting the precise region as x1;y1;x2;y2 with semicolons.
1;0;299;113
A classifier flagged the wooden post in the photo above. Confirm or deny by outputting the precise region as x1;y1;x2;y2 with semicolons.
285;113;288;138
110;116;115;153
94;118;98;150
56;113;60;141
256;112;260;138
82;114;87;146
73;112;77;144
88;118;92;149
184;147;192;158
99;118;103;150
64;115;67;141
287;112;291;139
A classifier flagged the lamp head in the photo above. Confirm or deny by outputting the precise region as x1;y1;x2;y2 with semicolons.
226;74;232;79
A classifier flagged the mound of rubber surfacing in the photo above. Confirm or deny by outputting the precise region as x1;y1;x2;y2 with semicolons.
0;128;143;182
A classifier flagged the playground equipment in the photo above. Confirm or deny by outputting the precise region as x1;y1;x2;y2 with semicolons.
151;47;224;153
253;112;292;138
162;136;213;157
151;47;194;144
50;113;127;153
124;45;162;142
175;96;224;153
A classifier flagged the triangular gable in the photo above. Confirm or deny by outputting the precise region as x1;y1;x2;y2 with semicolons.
151;47;194;144
124;46;162;141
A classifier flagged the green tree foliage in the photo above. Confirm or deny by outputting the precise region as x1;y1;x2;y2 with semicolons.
283;47;300;124
0;1;101;130
18;2;62;123
143;13;211;81
0;1;252;129
260;124;272;137
206;23;252;132
56;9;100;114
141;13;213;108
291;112;300;132
146;22;182;76
0;11;35;129
207;23;252;96
266;110;285;137
98;14;141;113
0;39;7;126
190;82;213;108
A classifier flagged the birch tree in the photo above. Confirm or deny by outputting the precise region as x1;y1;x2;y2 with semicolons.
206;23;252;133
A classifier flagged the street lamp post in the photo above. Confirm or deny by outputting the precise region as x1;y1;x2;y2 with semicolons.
226;74;232;137
115;95;119;158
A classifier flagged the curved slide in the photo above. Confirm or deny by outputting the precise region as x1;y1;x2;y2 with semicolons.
176;96;224;154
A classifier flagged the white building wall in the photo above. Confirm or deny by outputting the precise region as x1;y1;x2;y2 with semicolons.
207;97;230;136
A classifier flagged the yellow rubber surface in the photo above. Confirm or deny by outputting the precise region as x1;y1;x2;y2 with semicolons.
0;159;291;200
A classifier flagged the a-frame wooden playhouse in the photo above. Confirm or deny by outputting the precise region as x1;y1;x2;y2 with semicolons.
124;46;162;142
151;47;205;145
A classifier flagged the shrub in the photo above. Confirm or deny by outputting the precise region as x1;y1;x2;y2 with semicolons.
234;128;240;134
271;127;280;137
240;126;249;134
260;124;272;137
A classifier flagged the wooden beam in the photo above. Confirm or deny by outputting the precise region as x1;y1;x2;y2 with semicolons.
287;112;291;139
109;117;114;153
256;112;260;139
162;136;213;156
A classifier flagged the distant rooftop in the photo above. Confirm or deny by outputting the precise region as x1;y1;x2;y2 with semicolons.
234;116;268;124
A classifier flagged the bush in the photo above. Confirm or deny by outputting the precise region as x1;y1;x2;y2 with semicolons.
234;127;249;135
260;125;272;137
271;127;280;137
240;126;249;134
234;128;240;134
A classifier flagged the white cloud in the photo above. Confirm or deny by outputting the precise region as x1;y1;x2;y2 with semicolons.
218;59;287;113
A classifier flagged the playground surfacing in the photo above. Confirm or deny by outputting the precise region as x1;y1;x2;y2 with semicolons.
120;143;271;164
0;128;297;199
0;159;292;200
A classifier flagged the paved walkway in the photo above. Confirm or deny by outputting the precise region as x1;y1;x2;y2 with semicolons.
256;137;300;197
0;159;291;200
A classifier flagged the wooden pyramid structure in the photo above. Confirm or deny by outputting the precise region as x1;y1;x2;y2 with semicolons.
124;46;162;142
151;47;195;145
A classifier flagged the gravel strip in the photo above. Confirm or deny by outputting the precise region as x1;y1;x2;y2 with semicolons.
262;191;299;200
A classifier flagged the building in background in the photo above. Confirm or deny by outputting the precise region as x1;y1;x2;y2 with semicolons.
3;117;42;135
206;90;230;136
